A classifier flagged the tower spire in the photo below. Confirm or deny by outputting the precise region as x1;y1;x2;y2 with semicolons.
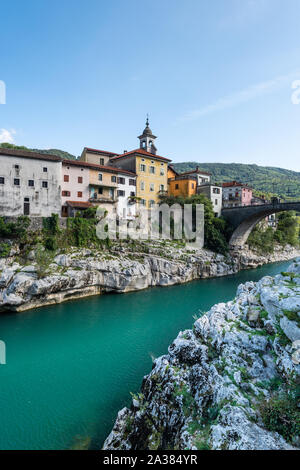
138;116;157;154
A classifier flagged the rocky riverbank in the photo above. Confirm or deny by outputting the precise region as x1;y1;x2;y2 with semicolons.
0;241;299;313
103;258;300;451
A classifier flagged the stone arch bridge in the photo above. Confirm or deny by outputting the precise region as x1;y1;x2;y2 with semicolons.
221;202;300;248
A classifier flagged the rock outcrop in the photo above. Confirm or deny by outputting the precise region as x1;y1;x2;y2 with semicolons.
0;241;298;313
103;259;300;450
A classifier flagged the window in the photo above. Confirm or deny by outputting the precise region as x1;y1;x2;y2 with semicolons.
160;169;165;176
43;167;48;173
213;188;220;194
78;176;83;184
129;178;136;186
175;184;179;190
117;190;125;197
149;200;155;208
14;164;19;169
141;199;146;206
192;183;194;189
77;191;82;198
140;164;146;172
140;181;145;191
42;181;48;188
118;177;125;185
99;158;104;165
149;166;155;174
159;184;165;191
64;175;69;182
28;180;34;187
0;177;5;184
130;191;135;197
14;178;20;186
111;176;117;183
62;191;71;197
98;173;103;181
150;183;155;192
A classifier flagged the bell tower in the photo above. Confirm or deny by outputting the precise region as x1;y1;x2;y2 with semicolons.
138;116;157;155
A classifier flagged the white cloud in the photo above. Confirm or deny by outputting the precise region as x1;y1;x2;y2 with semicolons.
179;70;300;122
0;128;16;144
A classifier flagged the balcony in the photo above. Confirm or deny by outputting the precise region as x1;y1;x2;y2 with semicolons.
89;196;118;204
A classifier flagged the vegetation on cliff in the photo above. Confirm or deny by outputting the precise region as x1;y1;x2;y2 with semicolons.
247;212;300;254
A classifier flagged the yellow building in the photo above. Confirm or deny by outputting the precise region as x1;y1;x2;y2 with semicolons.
109;119;171;208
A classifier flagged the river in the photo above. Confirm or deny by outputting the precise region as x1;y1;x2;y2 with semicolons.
0;259;294;450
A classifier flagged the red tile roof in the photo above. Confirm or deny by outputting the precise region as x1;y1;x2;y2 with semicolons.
62;159;136;176
84;147;119;157
222;181;252;189
110;148;171;162
179;168;211;176
0;147;62;162
66;201;92;208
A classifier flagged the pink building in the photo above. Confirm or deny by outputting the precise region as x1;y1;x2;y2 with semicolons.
61;160;91;217
222;181;253;208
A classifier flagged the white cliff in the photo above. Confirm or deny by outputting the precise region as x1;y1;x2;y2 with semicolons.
0;241;298;313
103;259;300;450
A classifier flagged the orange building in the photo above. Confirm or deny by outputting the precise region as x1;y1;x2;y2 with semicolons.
168;176;197;197
168;166;212;198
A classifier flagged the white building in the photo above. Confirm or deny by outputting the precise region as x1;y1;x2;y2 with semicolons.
116;171;137;220
61;160;91;217
0;148;62;217
197;184;223;217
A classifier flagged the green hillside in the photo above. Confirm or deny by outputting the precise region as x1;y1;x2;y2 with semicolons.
0;143;77;160
173;162;300;200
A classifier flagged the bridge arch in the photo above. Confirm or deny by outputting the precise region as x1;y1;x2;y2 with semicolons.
221;202;300;249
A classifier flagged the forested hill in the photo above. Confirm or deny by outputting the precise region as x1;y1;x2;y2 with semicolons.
173;162;300;200
0;143;77;161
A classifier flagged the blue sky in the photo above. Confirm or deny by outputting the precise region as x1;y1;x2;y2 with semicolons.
1;0;300;170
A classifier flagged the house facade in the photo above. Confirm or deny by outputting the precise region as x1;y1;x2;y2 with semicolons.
61;160;91;216
222;181;253;208
168;175;197;198
197;183;222;217
80;147;118;166
116;172;137;219
0;148;62;217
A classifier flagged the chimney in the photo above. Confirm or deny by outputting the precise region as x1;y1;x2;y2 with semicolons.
123;150;127;154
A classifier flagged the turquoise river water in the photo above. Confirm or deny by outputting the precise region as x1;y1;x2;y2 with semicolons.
0;260;293;450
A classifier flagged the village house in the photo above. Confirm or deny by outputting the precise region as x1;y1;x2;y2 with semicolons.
168;167;212;198
61;160;91;217
108;119;170;208
167;165;222;216
222;181;253;208
0;148;62;217
197;183;222;217
80;147;118;166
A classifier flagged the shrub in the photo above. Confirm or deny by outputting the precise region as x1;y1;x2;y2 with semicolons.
35;245;54;279
0;242;11;258
259;384;300;442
